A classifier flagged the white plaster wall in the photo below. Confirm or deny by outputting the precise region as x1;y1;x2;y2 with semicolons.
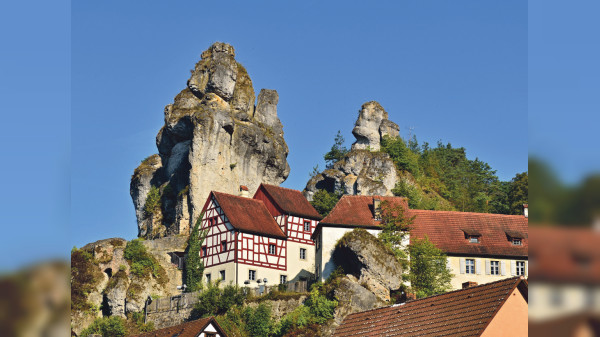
529;283;600;321
203;262;237;286
199;322;220;336
286;241;315;282
447;256;528;290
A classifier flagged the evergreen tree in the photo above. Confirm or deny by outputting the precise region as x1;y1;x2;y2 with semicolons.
184;212;207;292
310;189;341;217
507;172;528;215
324;130;349;169
407;236;453;298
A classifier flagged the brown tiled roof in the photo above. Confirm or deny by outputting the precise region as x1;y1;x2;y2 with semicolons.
529;226;600;284
529;313;600;337
319;195;409;227
409;210;528;257
212;191;286;239
334;277;527;337
131;317;225;337
257;184;322;219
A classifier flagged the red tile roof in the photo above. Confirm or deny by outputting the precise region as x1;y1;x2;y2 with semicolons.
529;226;600;284
319;195;409;227
256;184;322;219
334;277;528;337
409;210;528;257
131;317;225;337
211;191;286;239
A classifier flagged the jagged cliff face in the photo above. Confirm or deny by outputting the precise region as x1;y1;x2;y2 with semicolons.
131;42;290;239
304;101;400;201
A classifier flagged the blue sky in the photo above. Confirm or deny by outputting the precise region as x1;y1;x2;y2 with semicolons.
69;1;528;249
18;0;600;269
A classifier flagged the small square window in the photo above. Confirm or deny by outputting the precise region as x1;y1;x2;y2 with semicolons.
220;270;226;280
201;246;207;257
304;221;311;232
469;236;480;243
269;244;276;255
280;275;287;284
466;259;475;274
512;238;522;245
516;261;526;276
249;270;256;281
490;261;499;275
221;240;227;252
300;248;307;260
205;273;211;283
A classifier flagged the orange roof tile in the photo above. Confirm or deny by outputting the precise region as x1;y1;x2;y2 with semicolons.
334;277;527;337
130;317;226;337
212;191;286;239
257;184;322;219
409;210;528;257
319;195;409;227
529;226;600;284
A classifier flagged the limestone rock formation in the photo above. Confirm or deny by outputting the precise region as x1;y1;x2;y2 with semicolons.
333;229;403;302
71;237;187;336
131;42;290;239
304;101;400;201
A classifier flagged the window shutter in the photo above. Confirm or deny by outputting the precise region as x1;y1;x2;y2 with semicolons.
476;259;483;275
446;258;451;271
525;261;528;276
501;261;506;276
485;260;491;275
510;260;516;276
460;258;465;274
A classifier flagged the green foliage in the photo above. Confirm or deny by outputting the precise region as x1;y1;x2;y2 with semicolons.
230;163;237;169
507;172;528;215
80;316;127;337
124;239;164;280
377;200;414;264
185;212;208;292
71;248;102;312
275;283;337;336
324;130;349;169
129;312;154;333
380;136;420;176
309;164;320;179
407;236;452;298
144;185;161;216
193;282;247;318
243;303;273;337
310;189;341;216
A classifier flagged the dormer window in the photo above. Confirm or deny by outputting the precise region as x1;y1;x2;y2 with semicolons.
462;228;481;243
512;238;522;245
469;236;480;243
505;230;525;246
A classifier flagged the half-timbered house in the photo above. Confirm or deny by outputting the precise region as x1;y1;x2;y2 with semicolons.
253;183;323;282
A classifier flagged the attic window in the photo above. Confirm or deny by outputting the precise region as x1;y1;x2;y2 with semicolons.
469;236;480;243
462;228;481;243
512;238;522;246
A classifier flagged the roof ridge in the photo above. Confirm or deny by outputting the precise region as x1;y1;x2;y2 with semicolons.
409;209;526;218
213;190;263;202
260;183;303;193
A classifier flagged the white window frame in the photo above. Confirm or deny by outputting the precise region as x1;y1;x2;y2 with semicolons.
469;236;480;243
269;244;276;255
466;259;475;274
304;221;311;232
249;270;256;281
490;261;500;275
300;248;307;260
512;238;522;245
280;275;287;284
516;261;526;276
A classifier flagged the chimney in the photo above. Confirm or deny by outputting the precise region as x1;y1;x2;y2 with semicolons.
462;281;478;289
239;185;249;198
373;198;382;220
523;204;528;218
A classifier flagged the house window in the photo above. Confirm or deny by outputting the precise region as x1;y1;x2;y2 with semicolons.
201;246;207;257
221;240;227;252
220;270;226;281
269;244;276;255
469;236;480;243
512;238;522;245
249;270;256;281
206;333;216;337
205;273;211;283
304;221;311;232
516;261;526;276
280;275;287;284
300;248;307;260
466;259;475;274
490;261;500;275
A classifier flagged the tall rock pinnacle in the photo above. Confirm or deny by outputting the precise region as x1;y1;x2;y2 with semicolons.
131;42;290;239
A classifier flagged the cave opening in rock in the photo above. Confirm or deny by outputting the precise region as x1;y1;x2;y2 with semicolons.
101;293;112;317
104;268;112;278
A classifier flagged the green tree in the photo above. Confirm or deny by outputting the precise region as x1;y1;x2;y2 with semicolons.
310;189;341;217
507;172;528;215
324;130;349;168
407;236;452;298
144;185;161;216
377;200;414;265
244;303;273;337
80;316;127;337
185;212;207;292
